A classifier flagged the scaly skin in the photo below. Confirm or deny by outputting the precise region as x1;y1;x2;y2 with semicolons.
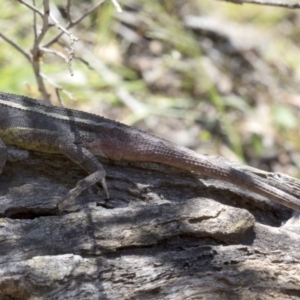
85;128;300;211
0;92;299;211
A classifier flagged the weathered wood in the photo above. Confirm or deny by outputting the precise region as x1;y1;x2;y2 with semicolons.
0;150;299;300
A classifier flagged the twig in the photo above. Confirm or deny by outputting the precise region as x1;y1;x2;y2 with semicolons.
40;47;69;62
31;0;51;103
110;0;122;13
43;0;105;48
17;0;43;17
0;32;31;61
216;0;300;8
71;0;106;28
66;0;72;22
32;0;38;40
48;13;79;76
48;14;78;39
40;73;75;103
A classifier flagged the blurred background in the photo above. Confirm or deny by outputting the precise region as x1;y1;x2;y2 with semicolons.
0;0;300;177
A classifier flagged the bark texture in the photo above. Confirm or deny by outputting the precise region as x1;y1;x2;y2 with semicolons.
0;150;300;300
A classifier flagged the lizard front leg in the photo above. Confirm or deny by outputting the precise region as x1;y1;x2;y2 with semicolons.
57;140;109;210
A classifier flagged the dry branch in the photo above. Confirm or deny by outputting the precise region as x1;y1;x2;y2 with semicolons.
216;0;300;9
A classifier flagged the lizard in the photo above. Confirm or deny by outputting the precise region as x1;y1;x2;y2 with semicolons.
0;91;299;212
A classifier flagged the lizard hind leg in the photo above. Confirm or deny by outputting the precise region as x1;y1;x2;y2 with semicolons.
57;140;109;210
58;171;108;211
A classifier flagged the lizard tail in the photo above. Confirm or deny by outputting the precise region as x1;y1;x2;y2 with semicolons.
131;139;300;212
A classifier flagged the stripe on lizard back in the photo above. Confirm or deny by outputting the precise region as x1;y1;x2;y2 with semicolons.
0;92;126;128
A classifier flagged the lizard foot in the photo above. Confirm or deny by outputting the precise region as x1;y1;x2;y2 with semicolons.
57;177;110;212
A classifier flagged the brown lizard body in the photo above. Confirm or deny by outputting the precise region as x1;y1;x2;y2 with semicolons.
0;92;299;211
86;128;300;211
